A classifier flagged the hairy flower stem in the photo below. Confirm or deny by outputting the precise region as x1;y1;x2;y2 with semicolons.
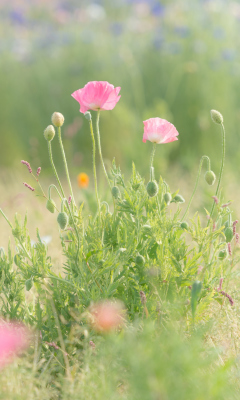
208;123;226;224
181;155;211;221
150;143;156;181
48;142;65;199
57;127;76;207
96;111;116;214
96;111;111;189
48;184;62;201
88;118;101;219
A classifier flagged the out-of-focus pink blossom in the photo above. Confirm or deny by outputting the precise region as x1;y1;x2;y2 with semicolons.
0;322;30;368
89;300;125;333
71;81;121;113
143;118;179;144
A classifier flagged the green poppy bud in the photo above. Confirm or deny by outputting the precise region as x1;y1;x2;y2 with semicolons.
210;109;223;125
180;221;189;230
204;170;216;186
14;254;21;267
46;199;56;213
84;111;92;121
218;249;227;260
142;225;152;235
44;125;55;142
164;192;172;205
51;112;64;127
57;212;68;230
25;278;33;291
112;186;120;199
135;255;145;267
146;181;158;197
173;194;185;203
224;227;233;243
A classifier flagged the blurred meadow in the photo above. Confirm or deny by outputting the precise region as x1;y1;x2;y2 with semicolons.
1;0;240;246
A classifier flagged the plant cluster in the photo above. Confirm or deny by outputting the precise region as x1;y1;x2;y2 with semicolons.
0;81;239;398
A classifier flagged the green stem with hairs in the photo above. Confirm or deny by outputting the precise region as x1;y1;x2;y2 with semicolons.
96;111;112;189
150;143;156;181
48;142;65;199
57;127;76;207
88;118;101;218
208;122;226;224
48;184;62;201
181;155;211;221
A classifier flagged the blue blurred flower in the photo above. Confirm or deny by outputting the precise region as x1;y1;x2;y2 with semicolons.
109;22;123;36
222;48;236;61
9;10;26;25
151;2;165;17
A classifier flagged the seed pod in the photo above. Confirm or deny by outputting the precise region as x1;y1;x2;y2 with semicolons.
218;249;227;260
180;221;189;230
146;181;158;197
164;192;172;205
57;212;68;230
46;199;56;213
44;125;55;141
25;278;33;291
210;109;223;125
224;227;233;243
204;170;216;186
135;255;145;267
173;194;185;203
112;186;120;199
51;112;64;127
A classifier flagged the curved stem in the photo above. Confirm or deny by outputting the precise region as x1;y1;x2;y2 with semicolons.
57;127;76;207
48;142;65;199
88;119;101;218
150;143;156;181
48;184;62;201
181;155;211;221
208;123;226;223
96;111;111;189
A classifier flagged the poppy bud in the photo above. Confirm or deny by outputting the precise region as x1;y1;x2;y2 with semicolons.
210;109;223;125
224;227;233;243
25;278;33;291
204;170;216;186
146;181;158;197
173;194;185;203
44;125;55;142
135;255;145;267
57;212;68;230
51;112;64;127
84;111;92;121
46;199;56;214
164;192;172;205
180;221;189;230
112;186;120;199
218;249;227;260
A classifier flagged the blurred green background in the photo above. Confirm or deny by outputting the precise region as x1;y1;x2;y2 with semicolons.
1;0;240;180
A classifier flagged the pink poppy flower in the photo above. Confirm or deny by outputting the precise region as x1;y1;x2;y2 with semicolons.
0;322;30;368
143;118;179;144
89;300;125;333
71;81;121;113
